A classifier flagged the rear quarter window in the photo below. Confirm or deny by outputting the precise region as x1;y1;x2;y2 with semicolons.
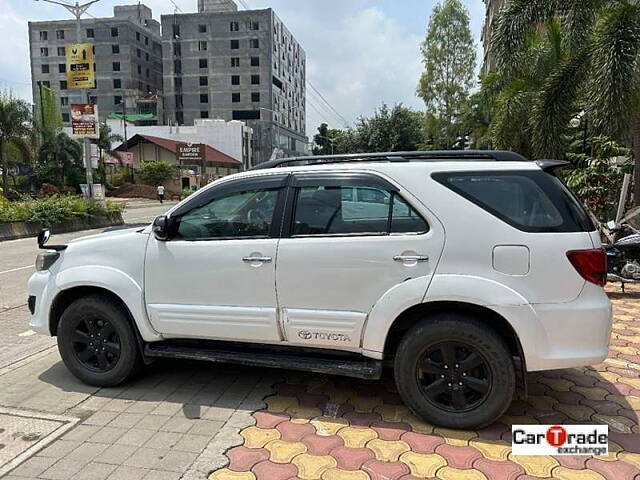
432;171;594;233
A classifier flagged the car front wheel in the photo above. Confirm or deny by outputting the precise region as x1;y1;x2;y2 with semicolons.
57;294;142;387
394;313;515;429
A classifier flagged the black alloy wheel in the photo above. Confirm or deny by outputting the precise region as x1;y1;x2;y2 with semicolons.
71;317;122;372
417;341;491;412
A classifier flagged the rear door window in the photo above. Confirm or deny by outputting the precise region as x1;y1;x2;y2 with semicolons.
292;185;428;236
432;171;594;233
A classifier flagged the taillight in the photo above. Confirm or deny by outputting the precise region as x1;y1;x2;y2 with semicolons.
566;249;607;286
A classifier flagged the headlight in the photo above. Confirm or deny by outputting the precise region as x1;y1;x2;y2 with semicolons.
35;252;60;271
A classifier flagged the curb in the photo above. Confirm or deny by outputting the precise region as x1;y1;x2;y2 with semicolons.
0;213;124;242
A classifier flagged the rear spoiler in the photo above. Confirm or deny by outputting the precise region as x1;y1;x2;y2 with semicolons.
536;160;570;172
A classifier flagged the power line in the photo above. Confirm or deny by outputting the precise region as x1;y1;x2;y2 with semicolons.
306;81;350;127
306;90;343;126
236;0;251;10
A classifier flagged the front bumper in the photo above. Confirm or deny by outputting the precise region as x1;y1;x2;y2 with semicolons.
27;271;54;336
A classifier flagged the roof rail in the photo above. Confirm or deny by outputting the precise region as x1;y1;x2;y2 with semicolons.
249;150;528;171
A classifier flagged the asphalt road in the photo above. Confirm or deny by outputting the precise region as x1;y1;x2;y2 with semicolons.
0;201;175;369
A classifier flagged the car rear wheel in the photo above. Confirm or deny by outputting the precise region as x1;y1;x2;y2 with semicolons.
57;294;142;387
394;313;515;429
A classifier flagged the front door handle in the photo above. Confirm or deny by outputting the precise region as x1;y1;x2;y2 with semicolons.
393;255;429;262
242;256;273;263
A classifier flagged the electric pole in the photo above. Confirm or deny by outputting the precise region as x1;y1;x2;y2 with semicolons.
34;0;101;198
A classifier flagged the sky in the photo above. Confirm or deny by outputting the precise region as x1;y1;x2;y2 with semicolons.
0;0;486;136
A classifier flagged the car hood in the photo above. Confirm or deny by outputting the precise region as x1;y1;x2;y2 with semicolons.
69;226;148;245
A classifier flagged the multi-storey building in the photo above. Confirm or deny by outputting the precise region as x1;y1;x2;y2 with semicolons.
161;0;307;165
481;0;506;74
28;4;163;126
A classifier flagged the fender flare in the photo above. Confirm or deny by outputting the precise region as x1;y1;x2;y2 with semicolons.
362;274;543;367
52;266;161;342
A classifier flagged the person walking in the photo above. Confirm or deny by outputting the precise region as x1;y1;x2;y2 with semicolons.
157;184;165;204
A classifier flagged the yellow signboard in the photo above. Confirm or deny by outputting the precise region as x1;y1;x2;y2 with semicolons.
66;43;94;89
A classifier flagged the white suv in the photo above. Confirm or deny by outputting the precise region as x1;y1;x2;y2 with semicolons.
28;151;612;429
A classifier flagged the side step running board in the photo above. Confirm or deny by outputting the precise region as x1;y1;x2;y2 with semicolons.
144;342;383;380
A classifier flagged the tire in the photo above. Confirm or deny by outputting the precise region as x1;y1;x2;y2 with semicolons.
57;294;142;387
394;313;515;429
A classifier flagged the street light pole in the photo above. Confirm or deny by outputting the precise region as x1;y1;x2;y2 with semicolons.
259;107;280;155
34;0;101;198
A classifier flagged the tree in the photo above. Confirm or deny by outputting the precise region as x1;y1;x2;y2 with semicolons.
0;93;32;195
356;103;426;153
487;19;570;158
493;0;640;204
418;0;476;148
92;124;124;185
137;160;177;186
312;123;341;155
37;131;83;187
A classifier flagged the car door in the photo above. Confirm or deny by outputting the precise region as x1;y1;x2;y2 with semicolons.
276;172;442;350
144;174;287;343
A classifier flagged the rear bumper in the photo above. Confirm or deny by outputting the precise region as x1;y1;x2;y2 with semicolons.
496;283;613;372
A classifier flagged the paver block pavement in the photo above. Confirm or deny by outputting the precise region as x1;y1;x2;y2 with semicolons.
208;285;640;480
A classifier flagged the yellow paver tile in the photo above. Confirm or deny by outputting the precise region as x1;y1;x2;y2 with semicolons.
585;371;620;383
605;358;631;368
538;377;575;391
337;427;378;448
619;377;640;389
209;469;256;480
469;439;511;461
554;403;596;422
399;451;447;478
265;440;307;463
508;454;559;477
610;345;639;356
321;469;370;480
265;396;299;412
366;439;410;462
436;466;487;480
310;416;349;436
553;467;604;480
240;426;280;448
620;452;640;470
433;427;478;446
596;440;622;462
293;453;338;480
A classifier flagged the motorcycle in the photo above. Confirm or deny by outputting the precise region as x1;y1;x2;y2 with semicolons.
605;220;640;288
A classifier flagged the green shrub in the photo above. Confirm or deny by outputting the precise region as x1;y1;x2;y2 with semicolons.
0;195;120;225
181;188;194;199
27;198;75;226
137;161;177;186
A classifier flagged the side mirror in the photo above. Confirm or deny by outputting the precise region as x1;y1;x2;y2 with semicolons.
37;229;51;248
153;216;171;241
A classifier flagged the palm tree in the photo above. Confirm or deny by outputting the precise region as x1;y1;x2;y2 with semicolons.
92;124;123;185
488;19;569;159
38;131;82;185
493;0;640;204
0;93;32;195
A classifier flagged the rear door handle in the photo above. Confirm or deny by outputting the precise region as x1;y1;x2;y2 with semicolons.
393;255;429;262
242;256;273;263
